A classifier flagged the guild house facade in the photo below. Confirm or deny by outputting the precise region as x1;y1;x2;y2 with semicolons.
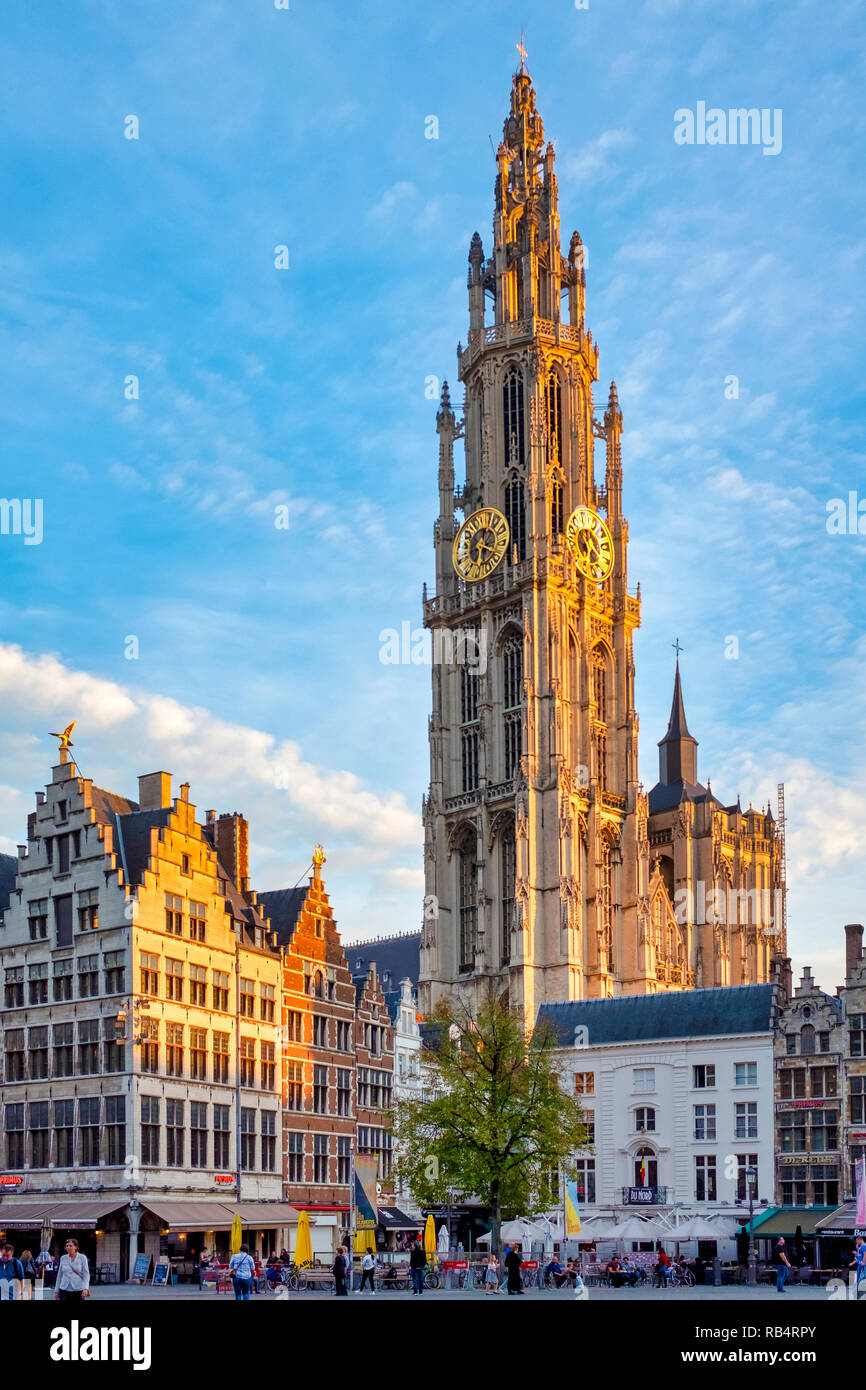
419;59;785;1026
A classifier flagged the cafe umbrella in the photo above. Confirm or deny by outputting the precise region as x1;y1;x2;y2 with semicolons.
424;1214;438;1268
230;1213;243;1256
294;1210;313;1270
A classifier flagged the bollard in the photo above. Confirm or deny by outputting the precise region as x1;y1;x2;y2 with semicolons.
712;1257;722;1287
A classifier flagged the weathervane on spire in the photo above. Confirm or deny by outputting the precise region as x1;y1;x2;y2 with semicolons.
672;638;683;660
516;30;528;73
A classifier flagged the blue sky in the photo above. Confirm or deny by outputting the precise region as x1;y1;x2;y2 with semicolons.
0;0;864;989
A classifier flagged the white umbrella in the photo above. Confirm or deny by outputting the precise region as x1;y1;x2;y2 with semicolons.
672;1217;724;1241
604;1216;666;1242
437;1223;450;1252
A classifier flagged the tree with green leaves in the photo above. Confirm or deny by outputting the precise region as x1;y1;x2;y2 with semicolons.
393;993;588;1257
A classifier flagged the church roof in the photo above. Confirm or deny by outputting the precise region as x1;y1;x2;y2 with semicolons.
345;933;421;989
258;887;308;946
647;778;723;814
0;852;18;918
536;984;776;1047
658;661;694;747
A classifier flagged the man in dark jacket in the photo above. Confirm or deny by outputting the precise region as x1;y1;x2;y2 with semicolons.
504;1244;523;1295
0;1246;24;1301
408;1240;427;1295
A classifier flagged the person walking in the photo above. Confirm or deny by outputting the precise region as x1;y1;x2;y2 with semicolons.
332;1245;348;1297
19;1249;39;1300
359;1247;376;1295
408;1239;427;1296
0;1245;24;1301
774;1237;792;1293
850;1236;866;1294
504;1243;523;1295
228;1243;256;1300
54;1238;90;1303
484;1254;500;1296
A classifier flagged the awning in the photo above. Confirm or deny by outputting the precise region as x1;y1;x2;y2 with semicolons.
814;1203;866;1238
0;1202;57;1230
746;1206;836;1238
142;1202;239;1231
377;1206;421;1231
0;1199;126;1231
226;1203;301;1226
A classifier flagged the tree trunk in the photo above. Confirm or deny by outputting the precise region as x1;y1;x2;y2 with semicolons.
490;1178;502;1264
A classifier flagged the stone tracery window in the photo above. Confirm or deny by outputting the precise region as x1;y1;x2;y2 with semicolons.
547;370;562;460
503;634;523;779
505;474;526;561
503;366;525;468
459;831;478;972
501;824;516;967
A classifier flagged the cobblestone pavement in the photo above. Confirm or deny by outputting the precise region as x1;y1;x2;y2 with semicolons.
38;1281;834;1302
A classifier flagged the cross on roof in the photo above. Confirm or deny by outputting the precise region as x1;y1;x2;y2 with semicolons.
516;31;528;72
672;638;683;659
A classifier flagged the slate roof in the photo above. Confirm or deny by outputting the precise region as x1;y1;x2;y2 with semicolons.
0;852;18;917
659;662;693;746
345;933;421;990
258;888;308;946
647;778;723;814
114;808;172;885
536;983;776;1047
90;786;139;825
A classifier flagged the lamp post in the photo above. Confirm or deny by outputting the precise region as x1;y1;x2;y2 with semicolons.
746;1166;758;1287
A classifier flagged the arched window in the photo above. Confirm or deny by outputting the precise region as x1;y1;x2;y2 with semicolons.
505;475;526;561
503;368;525;468
503;635;523;779
460;665;478;724
547;371;562;460
550;474;564;536
311;971;323;999
634;1146;658;1188
592;648;608;723
501;825;516;967
800;1024;816;1055
459;832;478;972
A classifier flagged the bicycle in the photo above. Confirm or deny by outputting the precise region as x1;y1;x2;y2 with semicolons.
424;1269;441;1289
265;1264;300;1293
668;1265;695;1287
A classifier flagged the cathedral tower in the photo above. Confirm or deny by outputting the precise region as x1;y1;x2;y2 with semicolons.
419;62;648;1024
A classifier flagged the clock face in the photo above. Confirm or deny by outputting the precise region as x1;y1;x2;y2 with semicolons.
566;506;614;582
452;507;510;582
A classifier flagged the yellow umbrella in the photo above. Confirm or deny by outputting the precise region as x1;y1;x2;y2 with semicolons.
230;1213;243;1255
293;1211;313;1269
424;1214;437;1269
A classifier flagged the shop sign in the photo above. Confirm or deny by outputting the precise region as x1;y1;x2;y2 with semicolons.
214;1174;236;1186
0;1176;23;1186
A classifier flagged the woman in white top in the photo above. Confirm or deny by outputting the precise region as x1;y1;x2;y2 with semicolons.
54;1238;90;1303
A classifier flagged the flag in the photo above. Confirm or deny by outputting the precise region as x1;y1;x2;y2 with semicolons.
565;1179;582;1236
639;1155;647;1185
857;1156;866;1228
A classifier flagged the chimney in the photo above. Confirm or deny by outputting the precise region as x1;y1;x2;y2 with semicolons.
845;923;864;978
216;813;249;891
138;772;171;810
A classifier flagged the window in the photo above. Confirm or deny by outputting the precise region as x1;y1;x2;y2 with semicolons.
460;665;478;723
141;1096;160;1165
103;1013;124;1073
573;1158;596;1205
734;1102;758;1140
337;1135;351;1184
30;1100;50;1167
260;982;276;1022
357;1067;370;1108
811;1109;838;1153
141;1018;159;1074
5;967;24;1009
213;1105;230;1168
633;1106;655;1133
313;1014;328;1048
735;1154;759;1202
850;1015;866;1058
212;970;229;1012
786;1033;796;1056
104;949;125;994
779;1068;807;1100
57;835;70;874
818;1032;830;1053
574;1072;595;1096
310;970;324;1000
29;961;48;1005
53;1022;74;1077
165;958;184;1002
781;1166;808;1207
104;1095;125;1165
313;1133;329;1183
461;728;479;793
583;1111;596;1145
286;1011;303;1043
336;1019;351;1051
54;1099;74;1167
287;1131;304;1183
189;901;206;941
734;1061;757;1087
166;1099;184;1166
240;978;255;1017
29;1025;49;1079
501;826;516;966
77;953;99;998
4;1029;25;1082
798;1022;816;1054
504;713;521;781
190;1101;208;1168
77;888;98;932
261;1111;276;1172
240;1037;256;1087
5;1103;24;1167
140;952;159;997
260;1041;275;1091
313;1064;328;1114
634;1146;657;1188
693;1065;716;1089
54;893;73;947
181;853;191;876
166;1022;184;1077
459;832;478;972
28;898;49;940
503;366;525;463
240;1108;256;1170
165;893;183;935
189;963;207;1007
286;1061;303;1111
191;1027;207;1080
810;1066;837;1099
778;1110;807;1153
851;1076;866;1125
695;1155;717;1202
812;1167;838;1207
337;1068;352;1117
78;1017;100;1075
213;1032;230;1084
633;1068;655;1093
79;1097;100;1166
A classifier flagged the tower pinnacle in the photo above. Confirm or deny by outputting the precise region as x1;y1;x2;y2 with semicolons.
658;659;698;786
